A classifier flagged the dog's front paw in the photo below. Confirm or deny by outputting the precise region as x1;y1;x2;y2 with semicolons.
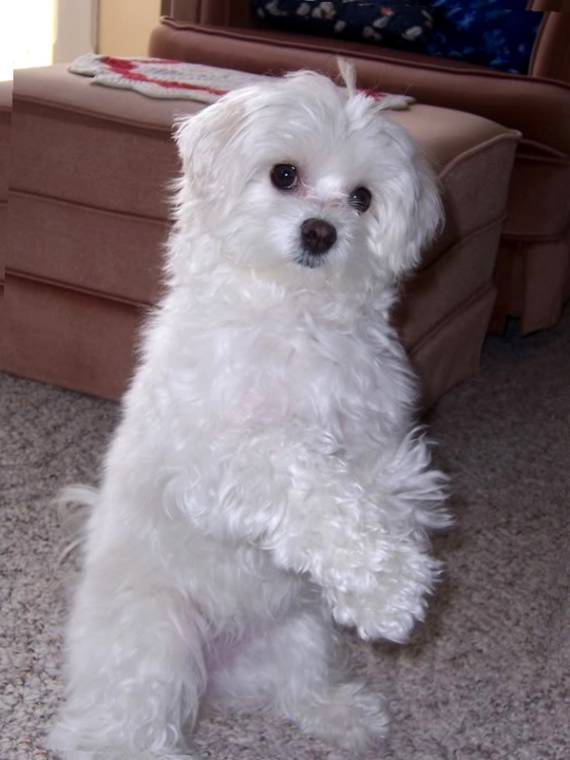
328;549;441;643
331;588;417;643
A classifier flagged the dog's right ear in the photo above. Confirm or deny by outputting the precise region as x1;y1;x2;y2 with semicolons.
173;93;248;200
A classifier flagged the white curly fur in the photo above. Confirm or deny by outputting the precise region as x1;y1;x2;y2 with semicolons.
49;68;450;758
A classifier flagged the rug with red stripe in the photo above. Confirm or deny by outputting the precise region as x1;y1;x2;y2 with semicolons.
69;54;413;110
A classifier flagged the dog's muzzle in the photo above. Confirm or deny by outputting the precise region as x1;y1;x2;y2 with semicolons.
298;218;337;267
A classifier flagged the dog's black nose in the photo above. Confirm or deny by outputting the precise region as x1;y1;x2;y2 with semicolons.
301;218;337;256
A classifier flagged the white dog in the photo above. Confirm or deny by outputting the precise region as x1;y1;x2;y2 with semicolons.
49;65;450;758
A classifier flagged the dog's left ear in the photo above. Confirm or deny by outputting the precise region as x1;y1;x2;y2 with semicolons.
367;119;443;279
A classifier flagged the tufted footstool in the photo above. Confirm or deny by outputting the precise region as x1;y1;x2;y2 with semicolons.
0;81;12;303
1;64;519;406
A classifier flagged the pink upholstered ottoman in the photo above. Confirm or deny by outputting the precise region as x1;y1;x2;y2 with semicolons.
0;81;12;302
1;64;519;406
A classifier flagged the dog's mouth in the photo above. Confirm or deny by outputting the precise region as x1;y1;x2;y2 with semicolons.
294;250;329;269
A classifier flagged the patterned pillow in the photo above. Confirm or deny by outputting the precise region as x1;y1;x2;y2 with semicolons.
252;1;436;53
251;1;543;74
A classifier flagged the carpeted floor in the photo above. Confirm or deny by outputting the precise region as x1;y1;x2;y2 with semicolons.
1;307;569;760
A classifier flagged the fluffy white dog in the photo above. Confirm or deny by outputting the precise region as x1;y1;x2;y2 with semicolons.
49;65;450;758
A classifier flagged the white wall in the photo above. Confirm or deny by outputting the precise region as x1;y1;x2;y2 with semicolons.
53;0;97;63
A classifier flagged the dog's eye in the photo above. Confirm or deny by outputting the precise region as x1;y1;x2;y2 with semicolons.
349;186;372;214
270;164;298;191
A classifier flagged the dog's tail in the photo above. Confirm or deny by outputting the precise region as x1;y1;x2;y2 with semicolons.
55;484;98;566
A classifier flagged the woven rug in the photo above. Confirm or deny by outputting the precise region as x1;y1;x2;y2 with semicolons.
69;54;271;103
68;54;414;110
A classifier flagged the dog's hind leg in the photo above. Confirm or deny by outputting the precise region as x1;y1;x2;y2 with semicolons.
208;606;388;751
48;556;208;758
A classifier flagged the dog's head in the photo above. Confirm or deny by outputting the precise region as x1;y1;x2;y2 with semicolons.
172;66;442;289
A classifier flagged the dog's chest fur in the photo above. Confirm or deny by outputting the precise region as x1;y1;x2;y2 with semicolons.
140;280;410;444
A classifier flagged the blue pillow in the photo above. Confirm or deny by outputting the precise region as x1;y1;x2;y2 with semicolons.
427;1;543;74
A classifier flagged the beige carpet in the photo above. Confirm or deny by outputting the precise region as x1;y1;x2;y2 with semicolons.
1;307;569;760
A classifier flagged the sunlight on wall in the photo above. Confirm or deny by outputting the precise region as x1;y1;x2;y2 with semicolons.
0;0;57;81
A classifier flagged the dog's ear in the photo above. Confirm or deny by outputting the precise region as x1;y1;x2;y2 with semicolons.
173;91;249;201
367;120;443;278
